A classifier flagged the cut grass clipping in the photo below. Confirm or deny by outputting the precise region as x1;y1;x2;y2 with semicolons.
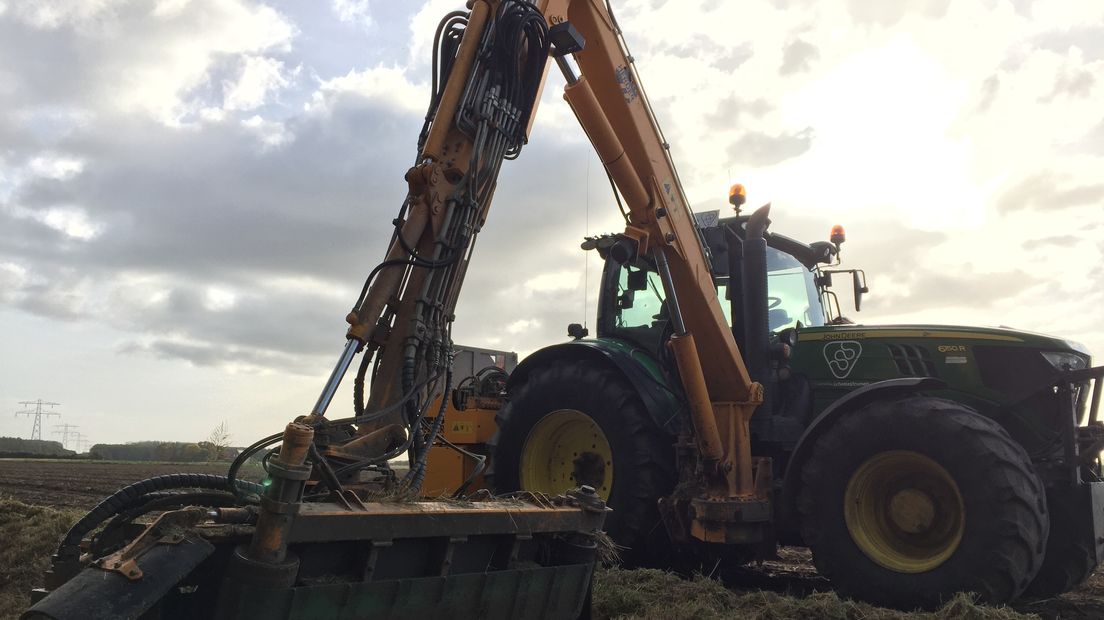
592;568;1036;620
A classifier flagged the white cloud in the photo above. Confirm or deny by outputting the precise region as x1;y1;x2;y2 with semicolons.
27;155;84;180
4;204;103;240
108;1;299;124
524;271;581;294
332;0;371;29
241;114;292;147
409;0;459;63
41;207;103;240
223;55;292;111
0;262;28;300
307;65;425;114
8;0;120;30
505;318;540;335
204;286;237;311
152;0;191;19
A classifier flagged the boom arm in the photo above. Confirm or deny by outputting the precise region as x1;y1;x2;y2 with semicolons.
538;0;764;504
309;1;765;521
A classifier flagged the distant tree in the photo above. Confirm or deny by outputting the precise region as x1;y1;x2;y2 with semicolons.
207;421;232;461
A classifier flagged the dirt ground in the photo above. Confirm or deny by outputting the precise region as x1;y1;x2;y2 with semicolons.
3;459;1104;619
0;458;232;509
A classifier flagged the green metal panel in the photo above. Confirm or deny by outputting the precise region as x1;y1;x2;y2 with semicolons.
224;564;594;620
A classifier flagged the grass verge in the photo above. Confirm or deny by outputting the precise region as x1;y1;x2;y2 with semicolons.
0;498;82;619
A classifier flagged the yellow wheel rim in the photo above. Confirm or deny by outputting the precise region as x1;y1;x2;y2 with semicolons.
844;450;965;573
520;409;613;499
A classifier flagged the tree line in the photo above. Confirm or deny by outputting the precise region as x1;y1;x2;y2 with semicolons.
0;437;75;457
88;441;241;462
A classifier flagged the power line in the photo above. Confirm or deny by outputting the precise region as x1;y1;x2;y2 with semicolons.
15;399;61;441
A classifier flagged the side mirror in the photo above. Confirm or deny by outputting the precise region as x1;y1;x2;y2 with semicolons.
852;270;868;312
618;289;635;309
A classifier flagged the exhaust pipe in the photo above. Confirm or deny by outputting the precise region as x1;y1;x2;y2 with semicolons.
742;205;773;419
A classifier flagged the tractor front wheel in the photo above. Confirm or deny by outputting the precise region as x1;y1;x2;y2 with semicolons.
798;397;1049;607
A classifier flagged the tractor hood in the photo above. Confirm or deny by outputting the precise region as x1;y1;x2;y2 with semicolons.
796;323;1091;359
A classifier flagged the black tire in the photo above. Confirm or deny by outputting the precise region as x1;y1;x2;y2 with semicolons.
797;397;1049;607
1023;494;1097;597
489;359;676;566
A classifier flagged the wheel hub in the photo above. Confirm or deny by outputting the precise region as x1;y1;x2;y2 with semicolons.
844;450;965;573
571;451;606;489
520;409;613;499
888;488;936;534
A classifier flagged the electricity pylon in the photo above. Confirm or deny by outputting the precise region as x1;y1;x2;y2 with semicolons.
53;423;80;450
15;400;60;441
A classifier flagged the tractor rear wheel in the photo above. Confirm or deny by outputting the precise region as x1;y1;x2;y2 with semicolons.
489;359;676;566
798;397;1048;607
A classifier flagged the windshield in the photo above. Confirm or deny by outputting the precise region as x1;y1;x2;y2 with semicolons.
718;247;825;331
608;246;825;344
615;267;668;329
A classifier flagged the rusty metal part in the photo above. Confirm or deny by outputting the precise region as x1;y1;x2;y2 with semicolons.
209;506;256;525
322;423;406;461
93;507;208;580
286;494;606;544
690;496;772;544
689;457;773;544
246;422;313;564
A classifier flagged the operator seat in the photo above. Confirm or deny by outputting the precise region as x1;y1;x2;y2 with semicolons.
769;308;792;332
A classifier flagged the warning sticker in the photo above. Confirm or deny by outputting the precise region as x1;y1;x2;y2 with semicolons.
449;421;475;435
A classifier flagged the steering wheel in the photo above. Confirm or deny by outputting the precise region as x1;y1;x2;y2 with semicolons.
768;296;783;310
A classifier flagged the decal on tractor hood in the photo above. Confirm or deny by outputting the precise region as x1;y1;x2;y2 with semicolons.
824;341;863;379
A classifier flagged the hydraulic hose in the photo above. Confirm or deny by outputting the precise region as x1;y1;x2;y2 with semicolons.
405;370;453;493
58;473;264;556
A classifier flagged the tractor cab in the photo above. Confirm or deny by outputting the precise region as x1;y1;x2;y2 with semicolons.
589;209;852;360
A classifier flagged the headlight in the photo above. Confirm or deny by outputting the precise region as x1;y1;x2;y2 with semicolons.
1041;351;1089;371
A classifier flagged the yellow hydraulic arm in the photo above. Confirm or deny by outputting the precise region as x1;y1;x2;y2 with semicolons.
536;0;763;505
307;1;766;534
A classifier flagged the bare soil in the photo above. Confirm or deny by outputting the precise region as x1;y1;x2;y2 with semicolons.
0;459;232;509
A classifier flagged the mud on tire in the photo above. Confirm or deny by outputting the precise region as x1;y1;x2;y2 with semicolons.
798;397;1049;607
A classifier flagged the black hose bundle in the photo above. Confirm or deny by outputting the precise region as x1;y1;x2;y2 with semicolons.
58;473;263;556
404;370;453;493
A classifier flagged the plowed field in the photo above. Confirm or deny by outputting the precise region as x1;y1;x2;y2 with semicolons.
0;459;233;509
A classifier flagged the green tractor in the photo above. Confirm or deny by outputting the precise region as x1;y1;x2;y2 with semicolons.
490;203;1104;606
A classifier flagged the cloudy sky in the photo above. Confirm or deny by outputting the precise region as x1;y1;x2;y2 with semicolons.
1;0;1101;448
